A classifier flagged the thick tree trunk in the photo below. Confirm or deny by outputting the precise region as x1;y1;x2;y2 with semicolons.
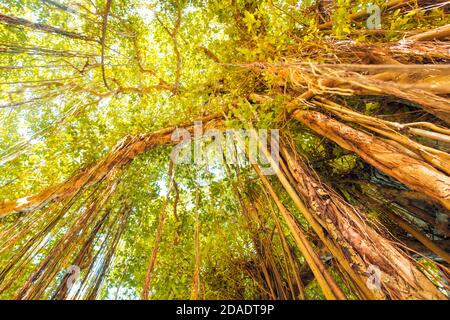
293;110;450;211
277;142;446;299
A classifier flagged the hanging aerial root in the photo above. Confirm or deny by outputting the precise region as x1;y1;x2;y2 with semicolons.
249;131;376;299
86;204;131;300
190;186;201;300
14;174;120;300
52;207;112;300
142;160;177;300
257;193;306;300
375;186;450;237
346;184;450;266
382;204;450;264
241;201;289;300
0;182;93;295
253;165;346;300
72;202;130;300
222;155;291;300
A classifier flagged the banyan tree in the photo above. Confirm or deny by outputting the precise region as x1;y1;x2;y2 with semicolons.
0;0;449;300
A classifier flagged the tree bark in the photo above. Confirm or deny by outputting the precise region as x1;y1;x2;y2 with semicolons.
293;110;450;211
0;114;222;218
0;13;98;42
278;141;446;299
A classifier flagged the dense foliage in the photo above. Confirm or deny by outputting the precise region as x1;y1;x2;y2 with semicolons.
0;0;449;300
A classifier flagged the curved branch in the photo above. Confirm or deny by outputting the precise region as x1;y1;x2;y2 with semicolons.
0;114;223;218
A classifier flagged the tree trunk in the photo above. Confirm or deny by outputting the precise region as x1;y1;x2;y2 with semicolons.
278;142;446;299
293;110;450;211
0;114;222;218
0;13;98;42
